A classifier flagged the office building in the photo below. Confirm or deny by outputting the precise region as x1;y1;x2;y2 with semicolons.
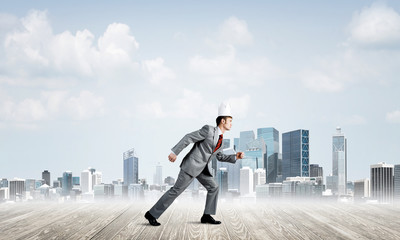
72;177;80;186
42;170;50;186
395;164;400;201
371;162;394;203
242;139;266;171
240;167;253;195
332;127;347;195
62;171;73;196
217;167;228;196
0;178;8;188
310;164;323;178
154;162;163;186
239;130;255;152
123;148;139;185
282;129;310;180
354;179;370;199
81;170;92;193
9;178;25;201
257;128;280;183
254;168;266;190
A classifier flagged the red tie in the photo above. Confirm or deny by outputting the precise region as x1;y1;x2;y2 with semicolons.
214;135;223;153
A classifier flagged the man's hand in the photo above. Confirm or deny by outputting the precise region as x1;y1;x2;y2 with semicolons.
236;152;245;159
168;153;177;162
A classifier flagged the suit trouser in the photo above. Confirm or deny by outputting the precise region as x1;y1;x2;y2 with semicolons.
149;169;219;219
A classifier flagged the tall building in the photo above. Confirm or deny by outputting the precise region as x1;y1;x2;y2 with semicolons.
310;164;323;179
42;170;50;186
233;138;240;151
81;170;92;193
62;171;73;196
395;164;400;201
154;162;163;185
9;178;25;201
217;167;228;196
332;127;347;195
354;179;370;199
216;142;240;191
371;162;394;203
239;130;255;152
282;129;310;180
253;168;266;190
257;127;280;183
123;148;139;185
72;177;80;186
242;139;266;171
0;178;8;188
240;167;253;195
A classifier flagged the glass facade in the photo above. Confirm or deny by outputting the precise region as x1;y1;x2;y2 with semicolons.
239;130;255;152
123;148;139;185
242;139;266;172
332;127;347;195
257;127;280;183
282;129;309;180
62;171;72;196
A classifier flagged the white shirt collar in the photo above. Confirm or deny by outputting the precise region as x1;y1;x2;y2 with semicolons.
217;126;223;136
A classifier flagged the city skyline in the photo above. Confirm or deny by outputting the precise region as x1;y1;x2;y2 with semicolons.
1;1;400;184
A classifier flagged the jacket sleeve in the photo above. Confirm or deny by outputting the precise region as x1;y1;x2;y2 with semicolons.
171;125;210;156
216;152;236;163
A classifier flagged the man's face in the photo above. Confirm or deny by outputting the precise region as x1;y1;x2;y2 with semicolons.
222;117;233;131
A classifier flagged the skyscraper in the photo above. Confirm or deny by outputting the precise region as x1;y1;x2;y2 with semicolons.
371;162;394;203
253;168;266;190
395;164;400;201
154;162;163;186
123;148;139;185
62;171;73;196
81;170;92;193
9;178;25;201
0;178;8;188
332;127;347;195
239;130;255;152
242;138;266;171
217;167;228;196
310;164;323;178
42;170;50;186
257;127;280;183
282;129;310;180
240;167;253;195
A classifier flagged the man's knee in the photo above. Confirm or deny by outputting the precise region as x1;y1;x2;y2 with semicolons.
208;184;218;193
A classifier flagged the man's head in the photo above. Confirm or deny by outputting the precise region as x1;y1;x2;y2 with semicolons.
217;102;233;131
216;116;233;131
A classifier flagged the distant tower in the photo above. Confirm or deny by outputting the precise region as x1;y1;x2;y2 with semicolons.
332;127;347;195
123;148;139;185
81;170;92;193
282;129;310;180
154;163;163;185
257;127;280;183
9;178;25;201
217;167;228;196
62;171;73;196
371;162;394;203
42;170;50;186
240;167;253;195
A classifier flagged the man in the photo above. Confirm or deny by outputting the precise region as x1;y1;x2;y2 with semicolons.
145;102;245;226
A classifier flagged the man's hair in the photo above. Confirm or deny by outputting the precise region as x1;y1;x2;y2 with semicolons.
216;116;232;126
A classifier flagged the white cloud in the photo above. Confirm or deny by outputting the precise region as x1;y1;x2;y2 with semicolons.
1;10;171;85
219;16;253;45
0;90;105;125
386;110;400;123
348;4;400;48
344;114;367;125
136;101;167;119
172;89;217;119
142;57;176;85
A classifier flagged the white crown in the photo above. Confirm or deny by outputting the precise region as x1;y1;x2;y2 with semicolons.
218;102;232;117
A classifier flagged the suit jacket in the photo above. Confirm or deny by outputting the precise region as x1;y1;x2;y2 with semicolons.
171;125;236;177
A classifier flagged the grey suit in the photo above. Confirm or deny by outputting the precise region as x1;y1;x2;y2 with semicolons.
149;125;236;219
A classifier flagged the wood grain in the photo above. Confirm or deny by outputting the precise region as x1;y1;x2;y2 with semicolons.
1;201;400;240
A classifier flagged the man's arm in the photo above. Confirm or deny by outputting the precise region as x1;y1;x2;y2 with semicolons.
169;125;210;160
216;151;245;163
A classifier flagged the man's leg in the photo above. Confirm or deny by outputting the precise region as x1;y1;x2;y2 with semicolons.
196;172;219;215
149;169;194;219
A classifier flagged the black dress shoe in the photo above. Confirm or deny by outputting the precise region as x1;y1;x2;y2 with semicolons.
201;214;221;224
145;211;161;226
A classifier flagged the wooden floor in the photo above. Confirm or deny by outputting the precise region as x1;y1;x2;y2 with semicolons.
1;200;400;240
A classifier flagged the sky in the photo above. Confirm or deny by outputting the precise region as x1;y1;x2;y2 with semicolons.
0;1;400;184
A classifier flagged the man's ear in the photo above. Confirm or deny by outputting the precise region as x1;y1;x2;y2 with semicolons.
221;118;226;124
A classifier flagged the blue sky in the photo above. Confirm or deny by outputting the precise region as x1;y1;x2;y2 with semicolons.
1;1;400;184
